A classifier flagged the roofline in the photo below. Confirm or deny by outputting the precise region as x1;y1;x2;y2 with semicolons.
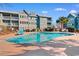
39;15;52;18
67;13;77;18
0;10;19;14
0;10;52;18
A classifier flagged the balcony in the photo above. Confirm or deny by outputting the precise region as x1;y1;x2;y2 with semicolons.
2;16;19;20
11;18;19;21
3;16;10;20
4;23;11;26
47;22;51;25
11;23;19;27
11;17;19;19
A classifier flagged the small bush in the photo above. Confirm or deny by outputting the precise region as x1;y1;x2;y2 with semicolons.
67;27;75;32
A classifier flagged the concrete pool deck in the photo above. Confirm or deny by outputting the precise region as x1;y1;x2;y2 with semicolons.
0;32;79;56
55;33;79;40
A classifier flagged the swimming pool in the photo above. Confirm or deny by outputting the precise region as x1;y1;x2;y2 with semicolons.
7;32;73;44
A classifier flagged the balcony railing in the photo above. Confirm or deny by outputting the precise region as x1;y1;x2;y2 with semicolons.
11;23;19;27
4;23;11;26
11;17;19;19
3;16;10;20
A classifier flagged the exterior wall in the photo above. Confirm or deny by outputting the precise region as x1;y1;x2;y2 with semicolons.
74;17;79;30
19;13;29;30
39;17;48;30
28;16;37;30
0;13;3;20
0;12;19;30
0;11;52;31
1;13;11;27
19;13;37;31
11;14;19;28
67;14;76;28
35;16;52;31
67;13;79;30
0;13;4;32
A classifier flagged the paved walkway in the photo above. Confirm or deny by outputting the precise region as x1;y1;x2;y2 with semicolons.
13;40;79;56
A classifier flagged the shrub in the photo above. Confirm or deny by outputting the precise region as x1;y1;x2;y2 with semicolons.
67;27;75;32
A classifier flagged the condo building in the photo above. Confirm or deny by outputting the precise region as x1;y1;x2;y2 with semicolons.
19;11;29;31
37;15;52;31
67;13;79;30
0;10;52;31
28;13;37;31
0;11;19;31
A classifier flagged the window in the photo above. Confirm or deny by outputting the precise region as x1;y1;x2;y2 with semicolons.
20;15;25;18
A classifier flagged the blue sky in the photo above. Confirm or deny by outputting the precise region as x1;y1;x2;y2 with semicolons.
0;3;79;25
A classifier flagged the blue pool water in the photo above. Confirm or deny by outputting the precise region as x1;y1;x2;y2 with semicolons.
7;32;73;44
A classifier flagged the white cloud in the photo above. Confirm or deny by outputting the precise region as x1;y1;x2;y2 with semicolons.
54;8;67;11
42;11;48;14
69;10;77;13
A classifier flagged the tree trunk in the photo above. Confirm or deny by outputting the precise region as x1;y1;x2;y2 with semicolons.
61;23;63;31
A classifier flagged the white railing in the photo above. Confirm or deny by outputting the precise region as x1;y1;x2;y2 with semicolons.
3;16;10;20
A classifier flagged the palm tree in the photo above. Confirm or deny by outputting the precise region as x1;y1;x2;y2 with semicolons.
56;20;60;23
56;16;69;31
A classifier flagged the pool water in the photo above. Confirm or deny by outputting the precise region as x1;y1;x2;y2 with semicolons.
7;32;73;44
